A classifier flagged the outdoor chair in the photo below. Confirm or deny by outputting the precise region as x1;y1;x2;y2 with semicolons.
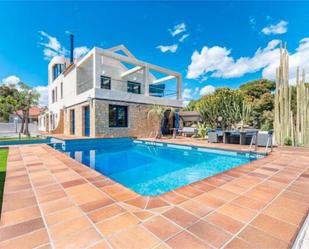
229;131;240;144
244;129;259;145
255;131;273;147
180;127;197;137
207;129;223;143
208;131;218;143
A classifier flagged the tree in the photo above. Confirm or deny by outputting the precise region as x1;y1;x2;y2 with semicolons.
0;84;19;121
184;99;198;111
239;79;275;98
147;105;167;139
0;82;39;136
239;79;275;129
192;88;244;129
185;79;276;130
18;83;40;136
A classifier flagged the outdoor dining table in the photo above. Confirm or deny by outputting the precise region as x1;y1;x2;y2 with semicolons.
223;130;257;145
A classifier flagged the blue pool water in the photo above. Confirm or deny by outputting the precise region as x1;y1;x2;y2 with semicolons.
51;138;263;196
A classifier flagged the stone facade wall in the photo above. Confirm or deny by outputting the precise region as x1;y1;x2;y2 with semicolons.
94;99;160;138
64;102;95;137
63;99;161;138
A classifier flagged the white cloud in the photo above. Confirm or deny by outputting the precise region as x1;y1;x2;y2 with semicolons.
183;100;190;107
38;31;68;60
186;39;281;80
1;75;21;85
74;46;90;58
182;88;192;100
179;34;189;43
263;38;309;84
156;44;178;53
186;38;309;85
156;23;188;54
262;20;288;35
249;18;256;25
182;87;200;104
34;86;48;106
38;31;89;60
169;23;186;36
200;85;216;96
193;87;200;95
249;17;256;30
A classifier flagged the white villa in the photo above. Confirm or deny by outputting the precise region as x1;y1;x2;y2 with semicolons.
39;39;183;137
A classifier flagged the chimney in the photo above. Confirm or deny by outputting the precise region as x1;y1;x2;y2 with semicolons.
70;34;74;64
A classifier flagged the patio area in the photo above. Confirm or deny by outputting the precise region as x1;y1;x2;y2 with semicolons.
0;140;308;249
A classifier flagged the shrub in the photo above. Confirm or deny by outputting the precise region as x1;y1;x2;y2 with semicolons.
284;137;292;146
197;122;207;139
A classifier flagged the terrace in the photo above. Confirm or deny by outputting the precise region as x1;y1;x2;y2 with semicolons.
0;140;308;249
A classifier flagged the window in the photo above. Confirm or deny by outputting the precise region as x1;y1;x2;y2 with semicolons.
100;76;111;89
109;105;128;127
60;82;63;99
52;64;65;81
127;81;141;94
55;87;58;102
70;109;75;135
52;89;55;103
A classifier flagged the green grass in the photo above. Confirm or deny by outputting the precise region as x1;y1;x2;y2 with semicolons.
0;137;45;142
0;149;8;214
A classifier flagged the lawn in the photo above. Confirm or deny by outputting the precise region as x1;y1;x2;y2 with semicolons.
0;148;8;214
0;137;45;142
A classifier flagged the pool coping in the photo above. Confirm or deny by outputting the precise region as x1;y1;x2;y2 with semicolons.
135;139;268;156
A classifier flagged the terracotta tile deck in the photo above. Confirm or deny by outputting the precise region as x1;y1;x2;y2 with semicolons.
0;140;309;249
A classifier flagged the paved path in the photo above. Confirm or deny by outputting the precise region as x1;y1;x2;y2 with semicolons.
0;143;308;249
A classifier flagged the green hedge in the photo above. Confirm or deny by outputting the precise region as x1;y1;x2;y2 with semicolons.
0;149;8;214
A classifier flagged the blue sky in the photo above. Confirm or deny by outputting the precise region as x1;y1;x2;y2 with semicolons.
0;1;309;105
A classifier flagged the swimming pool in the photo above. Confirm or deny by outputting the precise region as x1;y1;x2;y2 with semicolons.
51;138;264;196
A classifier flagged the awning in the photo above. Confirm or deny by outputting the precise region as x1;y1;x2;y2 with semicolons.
178;111;202;122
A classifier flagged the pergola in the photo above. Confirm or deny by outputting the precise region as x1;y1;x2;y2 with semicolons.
178;111;202;123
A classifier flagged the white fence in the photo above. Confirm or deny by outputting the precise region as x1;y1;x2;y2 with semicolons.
0;122;40;138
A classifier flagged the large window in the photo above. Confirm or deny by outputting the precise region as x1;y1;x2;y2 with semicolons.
100;76;111;89
109;105;128;127
52;64;65;81
127;81;141;94
70;109;75;135
52;89;55;103
60;82;63;99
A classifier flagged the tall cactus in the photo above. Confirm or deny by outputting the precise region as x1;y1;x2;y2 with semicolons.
274;42;309;146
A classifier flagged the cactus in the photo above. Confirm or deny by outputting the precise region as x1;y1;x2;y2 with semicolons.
274;42;309;146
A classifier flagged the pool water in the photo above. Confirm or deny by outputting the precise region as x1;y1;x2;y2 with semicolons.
51;138;262;196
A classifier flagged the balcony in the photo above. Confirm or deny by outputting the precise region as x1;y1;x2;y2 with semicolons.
75;46;183;107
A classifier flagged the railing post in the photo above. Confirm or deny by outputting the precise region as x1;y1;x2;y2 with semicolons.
177;75;182;100
92;48;99;89
144;66;149;96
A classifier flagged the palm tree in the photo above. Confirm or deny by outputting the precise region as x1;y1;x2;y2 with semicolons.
147;105;167;139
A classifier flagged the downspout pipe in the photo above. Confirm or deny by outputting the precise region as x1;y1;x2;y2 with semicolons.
70;34;74;64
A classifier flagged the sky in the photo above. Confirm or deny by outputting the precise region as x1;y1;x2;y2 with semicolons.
0;1;309;106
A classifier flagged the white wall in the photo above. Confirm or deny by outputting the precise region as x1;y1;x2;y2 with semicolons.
0;122;39;136
46;48;183;131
